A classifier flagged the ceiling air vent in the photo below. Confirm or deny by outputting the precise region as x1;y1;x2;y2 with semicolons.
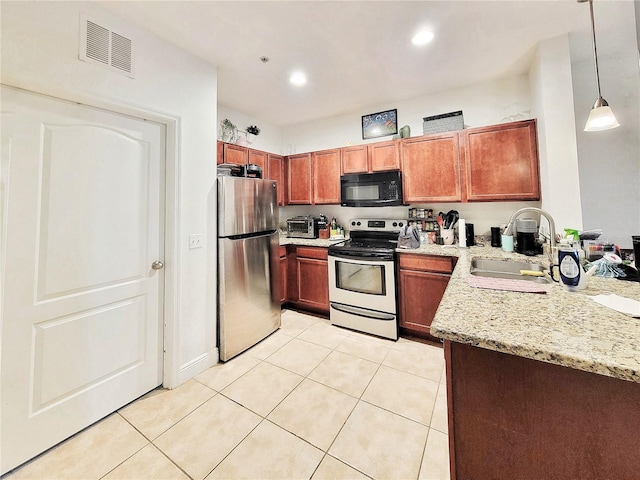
79;14;134;78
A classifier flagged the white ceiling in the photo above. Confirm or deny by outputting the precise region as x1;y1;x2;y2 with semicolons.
102;0;624;127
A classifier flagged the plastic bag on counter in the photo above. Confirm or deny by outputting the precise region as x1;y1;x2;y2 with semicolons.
398;224;420;249
585;253;639;281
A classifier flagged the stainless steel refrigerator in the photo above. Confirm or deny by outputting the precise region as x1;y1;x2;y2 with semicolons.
217;175;281;361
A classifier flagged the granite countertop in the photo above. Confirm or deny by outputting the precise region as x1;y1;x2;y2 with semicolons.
425;244;640;384
278;233;346;248
280;234;640;383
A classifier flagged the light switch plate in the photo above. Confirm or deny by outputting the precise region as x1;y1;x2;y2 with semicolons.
189;233;203;249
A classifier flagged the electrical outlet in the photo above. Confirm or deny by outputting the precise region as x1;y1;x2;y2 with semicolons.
189;233;203;249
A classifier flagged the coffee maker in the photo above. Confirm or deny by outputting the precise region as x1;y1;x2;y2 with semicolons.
515;218;543;256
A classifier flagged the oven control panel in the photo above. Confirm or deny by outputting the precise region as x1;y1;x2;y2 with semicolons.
349;218;406;232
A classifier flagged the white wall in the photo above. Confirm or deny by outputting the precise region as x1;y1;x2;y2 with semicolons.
570;2;640;249
217;105;284;154
528;34;584;236
1;1;219;386
282;75;532;154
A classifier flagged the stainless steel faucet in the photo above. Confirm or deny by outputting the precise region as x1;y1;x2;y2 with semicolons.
504;207;557;264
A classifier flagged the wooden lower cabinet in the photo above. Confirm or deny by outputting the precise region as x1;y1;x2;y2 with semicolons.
445;341;640;480
287;246;329;314
398;254;456;340
279;246;287;304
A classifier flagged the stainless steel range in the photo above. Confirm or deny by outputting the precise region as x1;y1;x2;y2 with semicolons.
328;218;406;340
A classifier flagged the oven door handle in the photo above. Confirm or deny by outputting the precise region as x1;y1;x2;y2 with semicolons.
328;251;395;261
330;302;395;321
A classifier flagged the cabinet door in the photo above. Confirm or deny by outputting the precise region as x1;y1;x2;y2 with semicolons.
248;149;268;178
268;154;286;206
398;269;450;339
368;140;400;171
279;246;288;304
401;133;462;202
463;119;540;201
223;143;249;165
217;141;224;165
313;149;341;204
341;145;368;173
295;248;329;313
287;153;312;204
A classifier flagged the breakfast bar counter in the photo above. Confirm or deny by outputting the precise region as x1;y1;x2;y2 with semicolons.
427;244;640;383
423;243;640;480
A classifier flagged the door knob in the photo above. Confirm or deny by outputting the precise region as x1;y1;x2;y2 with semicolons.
151;261;164;270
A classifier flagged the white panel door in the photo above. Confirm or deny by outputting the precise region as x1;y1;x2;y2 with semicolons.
0;86;164;474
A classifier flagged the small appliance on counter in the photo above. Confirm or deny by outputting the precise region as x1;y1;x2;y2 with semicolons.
217;163;263;179
286;215;323;239
514;218;543;256
465;223;476;247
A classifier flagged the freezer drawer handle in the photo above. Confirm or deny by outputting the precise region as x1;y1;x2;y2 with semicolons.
330;302;395;321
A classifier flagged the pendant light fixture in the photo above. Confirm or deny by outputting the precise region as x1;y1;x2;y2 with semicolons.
580;0;620;131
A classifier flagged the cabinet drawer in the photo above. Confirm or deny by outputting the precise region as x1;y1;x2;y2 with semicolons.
399;254;454;274
279;245;287;258
296;246;328;260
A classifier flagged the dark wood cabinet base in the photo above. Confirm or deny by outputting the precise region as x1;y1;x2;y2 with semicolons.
445;341;640;480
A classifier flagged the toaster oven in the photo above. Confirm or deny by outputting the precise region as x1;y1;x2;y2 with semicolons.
286;216;319;239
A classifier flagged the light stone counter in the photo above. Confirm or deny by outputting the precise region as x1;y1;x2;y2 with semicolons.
280;234;640;383
421;244;640;383
278;234;346;248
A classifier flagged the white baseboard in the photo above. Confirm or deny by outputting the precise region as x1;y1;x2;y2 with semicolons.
177;349;219;385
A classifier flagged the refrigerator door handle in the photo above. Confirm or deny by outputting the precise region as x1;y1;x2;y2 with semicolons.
227;229;277;240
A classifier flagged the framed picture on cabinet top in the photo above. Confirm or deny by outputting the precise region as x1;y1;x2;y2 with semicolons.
362;109;398;140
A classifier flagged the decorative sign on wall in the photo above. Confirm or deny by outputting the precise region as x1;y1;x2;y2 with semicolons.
362;109;398;140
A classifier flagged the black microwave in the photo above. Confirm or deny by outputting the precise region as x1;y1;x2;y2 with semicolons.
340;170;403;207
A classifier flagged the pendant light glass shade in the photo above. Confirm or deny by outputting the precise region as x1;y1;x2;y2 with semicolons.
584;97;620;131
582;0;620;131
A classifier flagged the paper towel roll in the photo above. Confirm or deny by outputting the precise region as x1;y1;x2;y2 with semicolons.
458;218;466;248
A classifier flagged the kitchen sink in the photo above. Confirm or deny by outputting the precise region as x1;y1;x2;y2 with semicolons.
470;257;550;284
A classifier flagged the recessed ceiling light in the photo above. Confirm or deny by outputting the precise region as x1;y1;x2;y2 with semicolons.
412;30;434;46
289;71;307;86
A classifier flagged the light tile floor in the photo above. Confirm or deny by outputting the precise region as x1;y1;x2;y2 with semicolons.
4;310;450;480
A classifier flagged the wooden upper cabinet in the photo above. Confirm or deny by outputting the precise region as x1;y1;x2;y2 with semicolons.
341;140;400;173
222;143;249;166
268;154;286;206
341;145;368;174
312;149;341;204
368;139;400;171
217;141;224;165
401;133;463;203
248;149;268;178
462;119;540;201
287;153;312;204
